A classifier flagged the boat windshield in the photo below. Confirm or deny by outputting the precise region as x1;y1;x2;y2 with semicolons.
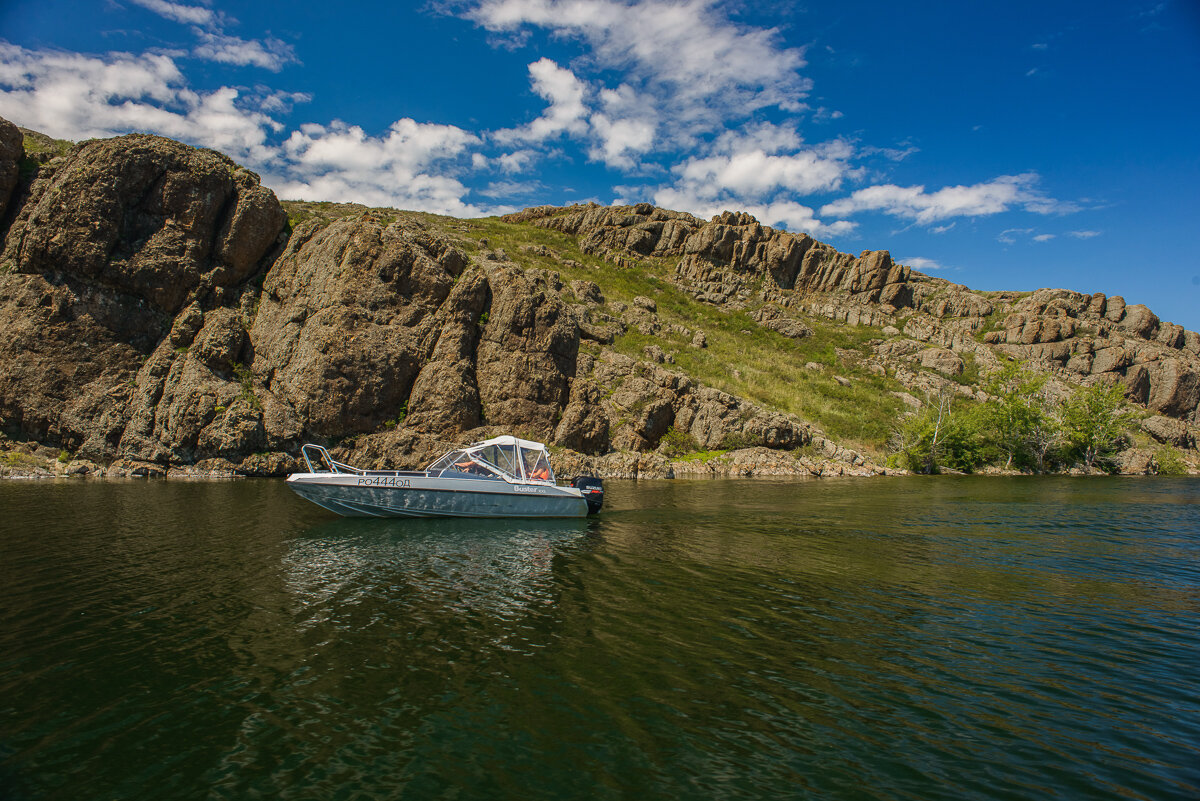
474;442;521;479
427;448;503;480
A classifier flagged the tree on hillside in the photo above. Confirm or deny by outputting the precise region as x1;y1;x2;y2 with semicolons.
888;388;991;474
982;361;1060;471
888;359;1143;475
1061;382;1138;470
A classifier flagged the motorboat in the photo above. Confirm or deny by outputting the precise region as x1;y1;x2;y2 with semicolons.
286;435;604;518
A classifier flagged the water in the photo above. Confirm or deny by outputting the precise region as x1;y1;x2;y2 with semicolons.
2;477;1199;800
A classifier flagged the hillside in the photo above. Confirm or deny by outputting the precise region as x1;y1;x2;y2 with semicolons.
0;116;1197;478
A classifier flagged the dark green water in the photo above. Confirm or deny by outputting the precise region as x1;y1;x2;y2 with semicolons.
2;477;1199;800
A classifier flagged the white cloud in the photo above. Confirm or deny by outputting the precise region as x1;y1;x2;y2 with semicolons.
1033;233;1055;242
192;30;297;72
710;121;803;155
821;173;1073;226
480;179;543;197
672;139;855;201
498;149;538;173
495;58;588;143
129;0;217;26
130;0;297;72
642;126;858;238
930;222;955;234
653;185;854;238
0;43;503;217
900;257;950;272
587;84;654;168
274;118;492;215
466;0;811;144
0;44;279;163
1068;230;1101;239
997;227;1034;244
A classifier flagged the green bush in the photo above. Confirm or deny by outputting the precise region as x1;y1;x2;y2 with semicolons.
887;392;992;474
659;426;699;457
718;431;757;451
1154;447;1188;476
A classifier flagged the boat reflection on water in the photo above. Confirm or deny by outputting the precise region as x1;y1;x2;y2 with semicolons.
281;516;594;631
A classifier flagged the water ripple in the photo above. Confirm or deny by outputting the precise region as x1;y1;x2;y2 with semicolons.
2;477;1199;800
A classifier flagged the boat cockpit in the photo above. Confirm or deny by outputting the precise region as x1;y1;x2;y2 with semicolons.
426;435;557;484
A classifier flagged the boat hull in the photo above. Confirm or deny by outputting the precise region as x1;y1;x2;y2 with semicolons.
286;473;589;518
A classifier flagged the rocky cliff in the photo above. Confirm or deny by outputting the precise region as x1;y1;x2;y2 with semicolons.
0;120;1196;478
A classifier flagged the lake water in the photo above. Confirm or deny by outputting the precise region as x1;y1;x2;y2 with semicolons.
2;477;1199;800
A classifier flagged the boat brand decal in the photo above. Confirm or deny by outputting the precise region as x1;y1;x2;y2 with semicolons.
357;477;412;488
513;485;547;494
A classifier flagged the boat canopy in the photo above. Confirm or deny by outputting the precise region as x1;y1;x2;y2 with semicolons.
426;435;556;484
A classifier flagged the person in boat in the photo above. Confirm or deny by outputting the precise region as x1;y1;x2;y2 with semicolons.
453;458;486;476
522;448;552;481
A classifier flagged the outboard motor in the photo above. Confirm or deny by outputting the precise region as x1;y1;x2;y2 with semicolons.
572;476;604;515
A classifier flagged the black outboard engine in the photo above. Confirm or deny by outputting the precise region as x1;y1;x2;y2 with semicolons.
572;476;604;515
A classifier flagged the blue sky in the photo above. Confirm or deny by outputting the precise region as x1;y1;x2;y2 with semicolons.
1;0;1198;328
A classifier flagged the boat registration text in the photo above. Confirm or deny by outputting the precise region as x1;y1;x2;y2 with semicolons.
357;477;412;487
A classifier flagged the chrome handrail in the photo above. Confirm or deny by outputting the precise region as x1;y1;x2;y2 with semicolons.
300;443;365;475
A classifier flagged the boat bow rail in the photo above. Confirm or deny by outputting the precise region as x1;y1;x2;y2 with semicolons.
300;443;365;475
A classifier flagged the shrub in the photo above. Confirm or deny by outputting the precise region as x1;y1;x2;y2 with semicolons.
718;431;757;451
659;426;699;457
1154;447;1188;476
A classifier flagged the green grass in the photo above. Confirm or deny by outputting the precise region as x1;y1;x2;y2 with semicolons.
457;216;906;454
21;130;73;160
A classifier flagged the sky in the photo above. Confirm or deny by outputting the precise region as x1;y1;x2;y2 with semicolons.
1;0;1198;328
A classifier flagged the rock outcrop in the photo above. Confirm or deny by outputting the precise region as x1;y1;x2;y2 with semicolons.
0;121;1196;477
0;117;22;223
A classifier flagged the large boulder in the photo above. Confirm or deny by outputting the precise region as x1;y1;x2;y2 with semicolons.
3;133;285;313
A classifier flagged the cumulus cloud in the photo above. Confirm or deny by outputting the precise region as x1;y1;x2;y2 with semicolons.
587;84;655;168
672;140;856;201
821;173;1074;225
0;43;502;217
192;30;298;72
273;119;493;215
642;126;857;237
900;257;950;272
0;44;280;163
466;0;811;144
495;58;589;143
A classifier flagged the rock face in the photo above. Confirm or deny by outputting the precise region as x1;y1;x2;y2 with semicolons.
0;128;287;467
4;133;285;314
0;122;1196;477
0;117;22;222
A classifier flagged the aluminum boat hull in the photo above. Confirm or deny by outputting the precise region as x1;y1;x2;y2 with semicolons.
286;472;589;518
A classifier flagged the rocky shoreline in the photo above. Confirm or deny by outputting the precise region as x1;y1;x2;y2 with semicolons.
1;116;1197;479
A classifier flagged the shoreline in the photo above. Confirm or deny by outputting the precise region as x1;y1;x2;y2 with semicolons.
4;444;1192;481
